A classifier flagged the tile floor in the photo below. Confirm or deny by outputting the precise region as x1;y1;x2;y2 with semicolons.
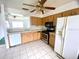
0;40;59;59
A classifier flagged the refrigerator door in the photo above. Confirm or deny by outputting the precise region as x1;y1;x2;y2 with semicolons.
63;15;79;59
54;17;67;55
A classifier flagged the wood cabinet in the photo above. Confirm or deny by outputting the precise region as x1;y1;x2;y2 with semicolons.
30;8;79;26
31;17;38;25
42;15;55;26
33;32;41;40
49;32;55;48
63;11;72;17
33;32;38;41
41;8;79;26
71;8;79;15
21;32;33;43
21;32;41;44
37;32;41;39
37;19;43;25
42;17;49;25
31;16;43;26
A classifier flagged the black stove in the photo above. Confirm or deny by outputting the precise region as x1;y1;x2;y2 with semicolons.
42;22;55;44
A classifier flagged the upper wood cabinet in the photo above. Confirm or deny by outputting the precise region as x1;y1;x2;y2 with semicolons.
31;17;38;25
63;11;72;17
48;16;54;22
30;16;43;26
37;19;43;26
30;8;79;26
42;17;48;25
71;8;79;15
42;16;54;25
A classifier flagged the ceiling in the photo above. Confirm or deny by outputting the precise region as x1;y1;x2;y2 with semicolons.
5;0;75;17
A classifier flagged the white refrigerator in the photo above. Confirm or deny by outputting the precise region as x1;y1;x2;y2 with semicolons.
54;15;79;59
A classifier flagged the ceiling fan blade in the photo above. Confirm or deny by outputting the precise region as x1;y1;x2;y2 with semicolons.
22;8;29;10
39;0;47;5
45;7;56;10
30;9;36;12
41;10;44;14
23;3;36;7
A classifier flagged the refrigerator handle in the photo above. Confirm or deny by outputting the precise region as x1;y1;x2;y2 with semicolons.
58;30;62;38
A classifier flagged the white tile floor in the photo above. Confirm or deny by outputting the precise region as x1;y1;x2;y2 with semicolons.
0;40;59;59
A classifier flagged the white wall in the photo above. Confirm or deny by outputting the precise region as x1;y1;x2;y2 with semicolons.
0;14;4;40
0;4;9;48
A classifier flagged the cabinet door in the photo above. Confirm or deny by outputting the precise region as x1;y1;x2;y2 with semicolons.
33;32;41;40
33;32;38;40
49;33;55;48
37;32;41;40
42;17;48;25
31;17;38;25
37;19;43;26
63;11;71;16
31;17;42;26
21;32;33;43
9;33;21;46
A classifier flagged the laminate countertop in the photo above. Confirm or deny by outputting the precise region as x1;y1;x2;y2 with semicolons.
7;26;47;34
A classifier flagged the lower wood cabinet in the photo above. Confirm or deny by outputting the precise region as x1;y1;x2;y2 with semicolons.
21;32;41;44
21;32;33;43
49;32;55;48
33;32;41;40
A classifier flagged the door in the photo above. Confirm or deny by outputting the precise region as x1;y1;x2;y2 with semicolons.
54;17;67;55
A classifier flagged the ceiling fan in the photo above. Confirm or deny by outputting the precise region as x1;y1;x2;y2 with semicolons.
22;0;56;14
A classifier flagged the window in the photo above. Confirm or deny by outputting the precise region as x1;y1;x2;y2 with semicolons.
12;21;23;28
8;16;30;29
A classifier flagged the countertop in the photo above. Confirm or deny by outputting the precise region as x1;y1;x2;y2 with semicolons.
7;26;47;34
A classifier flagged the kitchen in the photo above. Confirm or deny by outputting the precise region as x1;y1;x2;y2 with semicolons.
7;16;46;47
0;0;79;59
